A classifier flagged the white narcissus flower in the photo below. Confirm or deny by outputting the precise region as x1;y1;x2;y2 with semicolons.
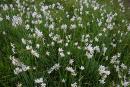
66;67;75;73
59;52;65;57
0;17;3;21
31;49;39;58
26;45;32;50
41;83;46;87
25;24;30;30
16;82;22;87
69;59;74;65
14;67;22;75
71;82;77;87
120;63;127;70
67;51;71;55
61;79;66;83
35;78;43;83
36;44;40;49
103;47;107;55
34;78;46;87
70;24;76;29
58;48;64;52
94;37;99;42
66;67;76;76
61;24;67;30
127;24;130;31
21;38;26;45
2;31;6;35
48;63;60;74
122;81;129;87
99;79;105;84
94;46;100;53
58;48;65;57
49;24;54;30
105;71;110;75
80;66;85;70
46;51;50;56
86;52;93;59
128;69;130;75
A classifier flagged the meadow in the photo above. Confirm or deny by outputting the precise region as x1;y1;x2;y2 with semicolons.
0;0;130;87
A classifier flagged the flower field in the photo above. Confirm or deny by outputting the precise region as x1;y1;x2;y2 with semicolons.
0;0;130;87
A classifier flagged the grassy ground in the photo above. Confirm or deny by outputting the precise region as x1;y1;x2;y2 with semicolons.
0;0;130;87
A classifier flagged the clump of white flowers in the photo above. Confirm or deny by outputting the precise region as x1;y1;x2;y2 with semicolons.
98;65;110;84
35;78;46;87
12;15;22;27
1;0;130;86
10;56;30;75
85;44;94;59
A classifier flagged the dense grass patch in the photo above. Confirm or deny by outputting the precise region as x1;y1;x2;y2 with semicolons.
0;0;130;87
